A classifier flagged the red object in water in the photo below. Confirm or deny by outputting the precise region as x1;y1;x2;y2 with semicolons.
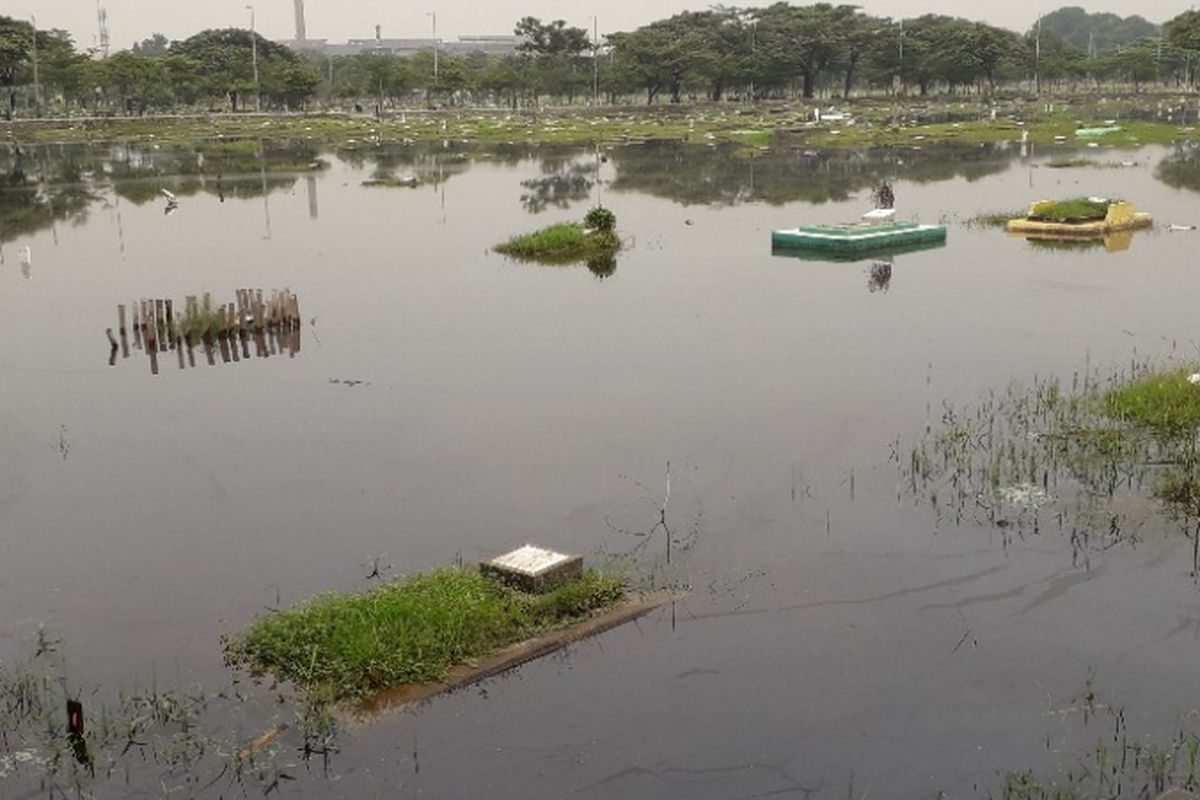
67;700;84;736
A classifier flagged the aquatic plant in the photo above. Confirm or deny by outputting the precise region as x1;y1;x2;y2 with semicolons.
495;222;621;264
224;568;626;703
1105;367;1200;439
992;671;1200;800
966;210;1025;228
584;206;616;233
1026;198;1111;223
1044;158;1095;169
902;360;1200;569
0;634;300;799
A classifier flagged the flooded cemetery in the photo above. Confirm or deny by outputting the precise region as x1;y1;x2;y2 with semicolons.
10;131;1200;798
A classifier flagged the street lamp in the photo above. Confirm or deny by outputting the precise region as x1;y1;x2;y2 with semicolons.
247;4;260;112
426;12;438;83
749;19;757;102
590;15;599;106
30;15;40;116
1034;15;1042;96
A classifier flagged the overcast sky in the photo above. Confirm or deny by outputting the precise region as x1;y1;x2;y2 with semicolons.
10;0;1196;51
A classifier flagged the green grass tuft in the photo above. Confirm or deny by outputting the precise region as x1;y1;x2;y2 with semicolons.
967;210;1023;228
494;222;621;264
1044;158;1094;169
224;567;626;702
1026;198;1110;223
1105;366;1200;439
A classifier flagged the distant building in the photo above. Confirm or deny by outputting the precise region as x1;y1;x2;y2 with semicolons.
279;33;524;57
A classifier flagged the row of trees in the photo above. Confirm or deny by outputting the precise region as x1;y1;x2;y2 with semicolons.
0;21;320;115
7;6;1200;115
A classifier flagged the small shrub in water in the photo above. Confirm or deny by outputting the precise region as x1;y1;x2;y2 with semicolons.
584;206;616;233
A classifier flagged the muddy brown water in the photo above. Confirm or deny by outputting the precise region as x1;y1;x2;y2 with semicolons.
4;139;1200;797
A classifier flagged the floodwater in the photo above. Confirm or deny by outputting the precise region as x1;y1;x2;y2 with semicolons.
4;135;1200;798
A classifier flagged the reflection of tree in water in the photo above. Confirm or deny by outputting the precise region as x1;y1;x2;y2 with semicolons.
111;174;297;205
608;142;1014;207
585;253;617;278
0;150;98;242
521;159;595;213
1155;143;1200;192
0;141;320;239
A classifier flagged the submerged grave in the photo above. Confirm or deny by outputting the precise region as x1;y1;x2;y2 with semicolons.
494;207;621;269
1006;198;1153;241
224;546;666;717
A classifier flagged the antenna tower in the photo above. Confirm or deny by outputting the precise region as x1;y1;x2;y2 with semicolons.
96;1;110;58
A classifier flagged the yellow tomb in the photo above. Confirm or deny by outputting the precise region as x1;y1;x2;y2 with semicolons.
1006;200;1153;238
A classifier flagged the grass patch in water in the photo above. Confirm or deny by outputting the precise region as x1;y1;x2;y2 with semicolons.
967;210;1024;228
1026;198;1110;223
361;177;418;188
1044;158;1094;169
224;567;626;702
495;222;620;264
1105;366;1200;439
903;360;1200;553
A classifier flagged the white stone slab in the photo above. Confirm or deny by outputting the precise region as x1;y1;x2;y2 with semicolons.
481;545;583;592
490;545;572;576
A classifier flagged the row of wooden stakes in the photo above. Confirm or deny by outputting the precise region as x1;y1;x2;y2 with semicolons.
107;289;302;375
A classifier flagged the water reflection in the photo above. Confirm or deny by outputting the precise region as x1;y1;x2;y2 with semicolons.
520;152;596;213
610;142;1013;207
868;259;892;293
109;290;302;376
1013;231;1140;253
1155;142;1200;193
0;147;97;243
771;236;946;263
0;140;321;243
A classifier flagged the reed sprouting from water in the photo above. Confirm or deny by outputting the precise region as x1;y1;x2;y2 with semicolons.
0;630;305;798
901;360;1200;571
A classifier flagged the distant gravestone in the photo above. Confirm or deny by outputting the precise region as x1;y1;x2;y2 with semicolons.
481;545;583;593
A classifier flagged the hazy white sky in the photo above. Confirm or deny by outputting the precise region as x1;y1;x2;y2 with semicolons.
10;0;1195;51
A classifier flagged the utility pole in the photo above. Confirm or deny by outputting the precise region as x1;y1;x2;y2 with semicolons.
427;12;438;83
30;16;39;117
749;19;757;101
1034;16;1042;96
247;4;260;112
591;15;599;106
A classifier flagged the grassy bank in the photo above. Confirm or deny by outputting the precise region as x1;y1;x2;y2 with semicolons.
224;567;625;703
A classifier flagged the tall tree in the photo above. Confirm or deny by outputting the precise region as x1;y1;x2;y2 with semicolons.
0;16;36;117
514;17;590;102
132;33;170;57
1165;10;1200;85
754;4;854;99
1038;7;1158;55
170;28;303;110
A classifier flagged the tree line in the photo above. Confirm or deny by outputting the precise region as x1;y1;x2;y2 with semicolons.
4;5;1200;116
